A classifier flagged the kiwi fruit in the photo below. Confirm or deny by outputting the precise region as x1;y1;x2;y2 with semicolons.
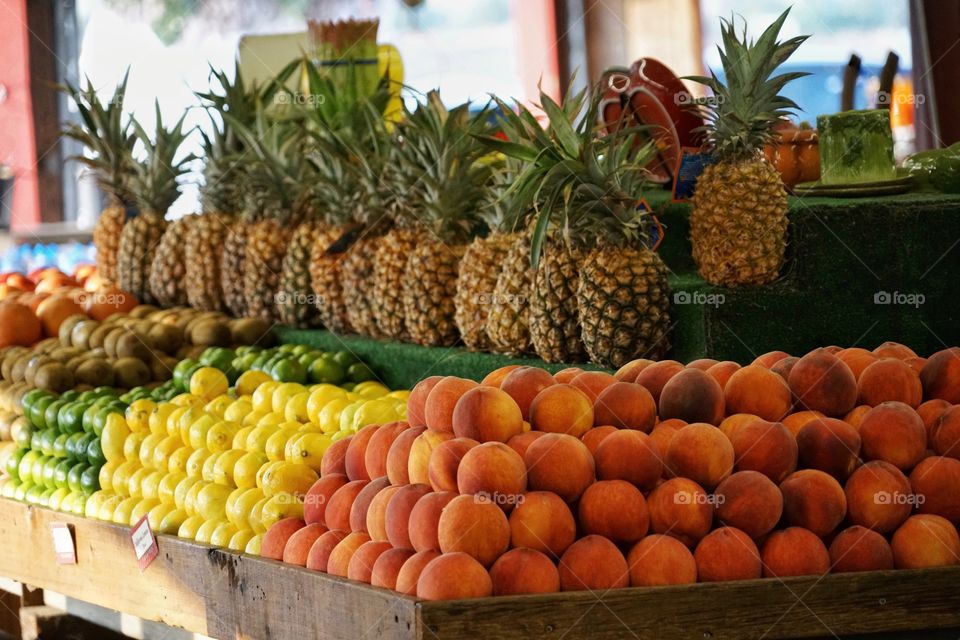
87;347;107;359
58;314;87;346
230;317;274;346
35;337;61;353
75;358;116;387
113;357;152;389
103;327;127;358
64;354;88;373
189;319;232;347
10;354;33;383
116;332;153;361
0;410;15;441
34;362;75;393
71;320;99;351
87;323;114;350
176;344;207;360
149;356;176;382
1;347;29;380
24;355;53;387
130;304;159;319
146;323;183;355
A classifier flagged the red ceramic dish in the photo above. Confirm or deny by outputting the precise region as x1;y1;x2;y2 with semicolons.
631;57;704;148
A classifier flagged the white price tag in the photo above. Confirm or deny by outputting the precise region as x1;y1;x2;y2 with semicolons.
51;523;76;565
130;515;158;572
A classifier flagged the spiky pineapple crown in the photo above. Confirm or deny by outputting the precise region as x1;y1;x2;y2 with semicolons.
479;85;656;268
127;103;193;216
689;8;809;162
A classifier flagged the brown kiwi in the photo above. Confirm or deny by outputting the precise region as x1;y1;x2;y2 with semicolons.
229;317;274;346
113;357;152;388
58;314;88;346
75;358;116;387
10;354;33;383
24;355;53;387
116;332;154;361
130;304;159;319
0;410;15;440
146;323;183;355
64;354;88;374
149;356;175;382
34;362;75;393
189;319;232;347
35;337;61;353
9;383;30;411
70;320;99;351
1;347;29;380
87;323;114;350
176;344;207;360
103;327;126;358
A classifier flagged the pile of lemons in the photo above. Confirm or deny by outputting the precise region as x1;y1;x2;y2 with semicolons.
84;366;407;554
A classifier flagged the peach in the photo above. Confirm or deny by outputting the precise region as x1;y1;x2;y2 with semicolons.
761;527;830;578
261;517;306;561
770;356;799;381
920;348;960;403
500;367;557;420
665;423;734;490
282;523;329;566
489;548;560;595
859;402;926;470
706;360;741;389
782;410;824;438
570;371;618;403
395;550;441;596
523;433;595;502
509;491;576;558
554;367;583;383
828;525;894;572
481;364;522;387
789;349;858;417
529;384;594;437
407;430;454;485
344;425;379;481
370;548;416;590
452;386;524;443
844;461;912;533
714;471;783;540
320;436;350;476
506;431;545;459
724;365;792;421
687;358;719;371
719;414;761;441
558;535;629;591
424;377;479;433
796;417;862;480
437;494;510;567
593;382;656;432
649;419;686;466
753;350;791;368
615;358;654;381
836;347;878;380
305;529;347;572
627;534;697;587
365;485;402;542
874;341;917;360
659;368;725;426
427;437;478;492
417;552;493;600
385;426;426;486
858;358;923;408
407;376;443;428
324;480;369;532
348;476;391;534
385;483;433;550
822;345;843;354
933;405;960;459
408;491;457;552
634;360;684;403
326;531;371;577
304;473;348;526
581;425;618;455
891;514;960;569
917;399;951;448
780;469;847;537
594;429;662;490
364;421;409;479
578;480;650;544
347;540;393;583
694;527;762;582
844;405;871;430
730;419;797;482
906;356;928;374
457;442;527;510
646;478;714;547
910;456;960;524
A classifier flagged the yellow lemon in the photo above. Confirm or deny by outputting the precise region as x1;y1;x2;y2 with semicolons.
98;460;119;493
185;448;212;478
125;399;156;433
184;480;208;517
232;425;254;450
127;467;151;499
190;367;229;402
97;494;124;521
252;381;280;414
351;398;400;431
140;470;163;501
138;433;165;469
284;432;305;461
203;395;234;418
245;426;274;453
207;421;240;453
338;400;367;433
148;403;178;436
256;460;283;490
228;529;255;552
387;390;411;402
167;446;193;475
317;398;353;434
158;471;186;505
213;449;246;487
289;432;332;472
166;406;189;438
147;502;176;531
255;412;285;429
306;385;349;424
112;460;140;497
236;370;271;397
265;427;298;462
260;493;304;529
131;498;160;524
123;431;147;462
244;533;263;555
196;482;233;521
283;391;311;423
201;450;223;483
100;413;130;463
178;514;205;540
186;413;217;450
224;398;254;423
248;496;271;533
112;496;139;524
225;486;247;514
297;422;324;434
151;435;182;470
174;476;201;511
227;487;264;529
354;382;389;399
233;451;268;490
260;462;318;498
48;487;71;512
158;508;188;535
170;392;200;407
210;521;238;547
242;410;267;427
272;383;307;414
83;490;109;519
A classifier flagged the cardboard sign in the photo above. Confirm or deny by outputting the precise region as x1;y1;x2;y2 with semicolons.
51;522;76;565
672;147;716;202
130;515;159;572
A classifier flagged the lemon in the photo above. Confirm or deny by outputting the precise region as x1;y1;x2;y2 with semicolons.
224;398;254;423
233;451;268;490
244;533;263;555
167;446;193;475
148;403;178;436
173;476;201;511
260;493;304;529
101;413;130;463
131;498;160;524
84;490;109;518
158;471;186;505
159;507;188;535
255;412;285;429
248;496;271;533
206;421;240;453
127;467;150;499
261;462;318;498
147;502;176;531
227;487;264;529
251;381;280;414
352;398;400;431
178;514;204;539
140;470;163;500
225;486;247;513
354;382;389;399
256;460;284;490
297;422;324;434
317;398;353;434
265;428;298;462
387;390;411;402
210;521;238;547
236;370;271;397
196;482;232;521
283;391;311;423
138;433;165;469
306;385;349;424
242;410;268;427
284;432;305;461
112;461;139;497
151;435;183;470
186;413;217;450
185;448;212;479
190;368;230;402
97;494;125;521
338;400;366;433
203;395;233;419
184;480;208;516
331;429;351;442
48;487;71;511
289;432;332;472
112;496;139;524
201;451;222;483
213;449;245;487
98;460;119;493
232;425;254;450
228;529;256;552
195;517;225;544
272;382;307;414
170;392;200;407
125;399;156;433
123;431;147;462
245;426;274;453
166;407;189;438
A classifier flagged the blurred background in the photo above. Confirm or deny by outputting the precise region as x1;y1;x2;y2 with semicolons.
0;0;956;243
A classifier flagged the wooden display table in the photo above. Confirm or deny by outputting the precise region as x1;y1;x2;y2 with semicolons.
1;498;959;640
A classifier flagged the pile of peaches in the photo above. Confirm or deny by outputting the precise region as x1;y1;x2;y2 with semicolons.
260;341;960;601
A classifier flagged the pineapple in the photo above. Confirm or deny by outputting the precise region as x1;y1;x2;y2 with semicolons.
148;215;194;306
276;184;326;328
530;242;588;363
371;226;419;341
116;106;192;304
688;9;808;287
485;232;534;356
221;219;252;317
61;73;137;284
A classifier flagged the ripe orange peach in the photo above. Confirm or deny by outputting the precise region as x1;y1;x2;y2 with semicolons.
706;360;741;389
646;477;714;547
844;405;872;430
906;356;927;374
523;433;595;502
714;471;783;540
261;517;306;561
858;358;923;408
304;473;348;526
457;442;527;511
529;384;594;437
594;429;662;491
305;529;347;572
554;367;584;383
407;430;454;485
649;419;686;468
665;423;734;490
417;552;493;600
509;491;576;558
384;484;433;550
859;402;927;471
828;525;894;572
385;426;426;486
344;425;379;481
730;419;797;482
326;531;372;577
659;368;725;426
506;431;545;459
395;550;441;596
844;461;912;533
408;491;457;552
366;485;402;542
634;360;684;403
626;534;697;587
581;425;618;455
427;437;478;492
325;480;369;532
615;358;654;381
348;477;391;534
891;514;960;569
570;371;618;403
424;377;479;433
489;548;560;595
320;437;351;476
578;480;650;544
770;356;799;381
781;410;825;438
932;405;960;460
364;421;409;479
282;522;328;566
481;364;522;387
593;382;656;432
796;417;862;480
437;494;510;567
500;367;556;421
347;540;393;583
836;347;878;380
724;365;793;421
370;548;417;590
753;350;791;369
910;456;960;524
719;414;762;441
452;386;524;443
788;350;858;417
687;358;718;371
780;469;847;537
761;527;830;578
920;348;960;403
694;527;762;582
407;376;443;428
558;535;629;591
874;341;917;360
917;399;951;448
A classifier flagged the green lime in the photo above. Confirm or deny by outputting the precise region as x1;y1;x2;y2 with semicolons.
5;448;27;479
36;429;56;456
54;459;72;489
24;484;46;505
66;462;88;493
278;344;297;354
61;390;80;402
103;400;128;414
347;362;376;384
39;487;57;507
80;465;100;496
62;402;89;435
81;404;101;434
332;350;360;368
44;400;66;433
309;358;346;385
14;422;33;450
173;358;200;392
17;451;40;484
86;438;106;468
28;395;56;430
13;480;32;501
78;390;99;404
92;385;116;397
119;393;133;403
30;430;43;452
271;358;307;384
76;433;97;459
30;455;50;487
41;457;59;488
65;433;86;461
20;389;47;415
1;479;19;499
296;353;315;368
91;407;113;437
52;433;69;458
290;345;310;357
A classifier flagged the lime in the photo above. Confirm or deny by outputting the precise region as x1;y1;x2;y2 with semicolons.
308;358;346;385
201;347;236;372
24;484;46;505
28;395;56;430
52;433;69;458
20;389;48;417
18;451;40;484
36;429;56;456
233;354;257;372
270;359;307;384
90;406;115;437
13;420;33;450
5;448;27;479
332;350;359;368
31;455;49;486
44;400;66;433
78;390;99;403
30;430;43;453
58;402;85;435
54;459;73;489
65;432;86;461
13;480;33;501
81;404;100;434
61;390;80;402
347;363;376;384
41;457;59;488
86;438;106;468
173;359;201;393
80;465;100;496
1;479;19;499
67;462;88;493
76;433;97;461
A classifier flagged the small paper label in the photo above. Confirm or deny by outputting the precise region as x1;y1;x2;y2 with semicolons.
672;148;716;202
130;515;159;572
51;523;76;565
